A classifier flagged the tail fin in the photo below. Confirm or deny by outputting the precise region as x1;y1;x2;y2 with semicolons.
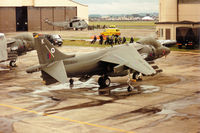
34;37;75;64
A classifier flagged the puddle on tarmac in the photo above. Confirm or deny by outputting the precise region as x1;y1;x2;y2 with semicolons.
33;79;99;94
0;117;16;133
158;95;200;116
84;85;160;97
33;79;120;96
111;85;160;94
147;94;200;127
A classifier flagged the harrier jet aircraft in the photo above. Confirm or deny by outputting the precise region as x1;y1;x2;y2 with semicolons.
0;33;35;67
7;33;35;55
26;37;170;90
0;33;18;67
45;17;88;30
7;33;35;66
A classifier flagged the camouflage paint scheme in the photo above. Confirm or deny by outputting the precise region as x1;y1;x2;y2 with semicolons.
26;37;170;88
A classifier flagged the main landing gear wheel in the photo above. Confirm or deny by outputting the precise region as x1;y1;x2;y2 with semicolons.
132;72;143;81
98;76;111;89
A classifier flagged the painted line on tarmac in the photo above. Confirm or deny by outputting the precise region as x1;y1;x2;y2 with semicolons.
0;103;135;133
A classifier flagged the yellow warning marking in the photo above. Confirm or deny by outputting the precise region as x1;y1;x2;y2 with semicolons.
0;103;135;133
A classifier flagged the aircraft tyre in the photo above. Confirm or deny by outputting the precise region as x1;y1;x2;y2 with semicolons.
98;76;111;88
9;61;16;67
58;43;63;47
104;77;111;87
127;86;132;92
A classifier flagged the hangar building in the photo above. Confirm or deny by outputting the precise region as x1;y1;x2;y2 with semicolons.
0;0;88;32
156;0;200;46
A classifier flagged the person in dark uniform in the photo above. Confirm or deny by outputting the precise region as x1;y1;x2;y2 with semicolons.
109;36;114;47
118;36;122;44
115;36;118;45
122;37;126;44
91;35;97;44
99;35;104;45
105;36;110;45
130;37;134;43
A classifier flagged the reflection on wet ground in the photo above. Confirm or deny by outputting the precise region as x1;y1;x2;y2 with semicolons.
0;117;15;133
158;94;200;117
0;51;200;133
141;93;200;129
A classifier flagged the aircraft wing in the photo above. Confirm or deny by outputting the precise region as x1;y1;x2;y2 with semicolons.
100;45;156;75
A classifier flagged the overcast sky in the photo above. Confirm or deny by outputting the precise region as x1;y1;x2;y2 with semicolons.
75;0;158;15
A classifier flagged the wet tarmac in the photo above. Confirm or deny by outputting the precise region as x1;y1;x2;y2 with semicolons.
0;47;200;133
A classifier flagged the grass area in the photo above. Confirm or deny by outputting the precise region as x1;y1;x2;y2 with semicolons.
89;21;156;26
170;46;200;53
64;37;91;40
89;21;155;29
63;40;109;48
63;40;200;53
63;38;140;47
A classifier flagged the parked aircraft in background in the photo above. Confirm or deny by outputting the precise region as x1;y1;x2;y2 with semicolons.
0;33;18;67
45;17;88;30
0;33;35;67
7;33;35;56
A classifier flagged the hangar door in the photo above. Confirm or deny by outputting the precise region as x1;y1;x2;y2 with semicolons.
16;7;28;31
176;27;200;45
166;29;171;40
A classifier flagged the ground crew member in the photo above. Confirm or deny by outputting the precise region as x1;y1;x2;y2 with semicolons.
109;36;114;47
122;37;126;44
118;36;122;44
115;36;118;45
105;36;110;45
91;35;97;44
130;37;134;43
99;35;104;45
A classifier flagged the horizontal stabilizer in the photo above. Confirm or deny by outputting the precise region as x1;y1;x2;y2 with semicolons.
43;60;67;84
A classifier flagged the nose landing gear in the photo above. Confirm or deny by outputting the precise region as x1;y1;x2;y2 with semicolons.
132;72;143;81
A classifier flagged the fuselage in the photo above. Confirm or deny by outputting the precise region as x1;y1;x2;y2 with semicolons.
63;47;110;77
62;43;170;78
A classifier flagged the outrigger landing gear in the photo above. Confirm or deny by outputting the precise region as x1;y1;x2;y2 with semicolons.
98;75;111;89
9;60;17;67
127;86;134;92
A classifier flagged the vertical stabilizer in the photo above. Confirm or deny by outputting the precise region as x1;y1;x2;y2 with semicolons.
34;37;75;64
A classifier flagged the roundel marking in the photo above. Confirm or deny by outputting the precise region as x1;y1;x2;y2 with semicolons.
51;48;55;53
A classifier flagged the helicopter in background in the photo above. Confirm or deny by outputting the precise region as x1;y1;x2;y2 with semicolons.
45;17;88;31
